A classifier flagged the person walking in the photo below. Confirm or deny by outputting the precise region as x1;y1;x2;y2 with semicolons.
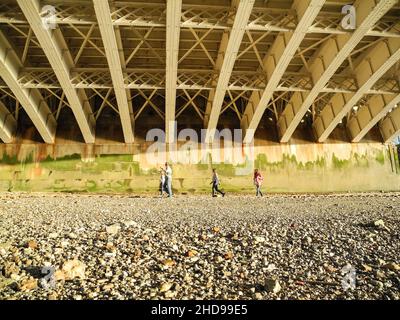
254;169;264;197
161;162;173;198
211;169;225;197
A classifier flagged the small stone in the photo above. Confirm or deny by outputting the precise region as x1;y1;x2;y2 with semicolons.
160;282;174;293
186;250;198;257
224;252;234;260
254;236;266;243
255;292;263;300
362;264;373;272
54;269;65;281
62;259;86;280
164;291;176;298
122;220;137;228
73;295;83;300
223;271;232;277
10;273;20;281
324;264;337;273
25;240;38;250
48;232;58;239
105;224;121;235
163;259;176;267
142;234;150;241
372;280;384;290
68;232;78;239
266;264;276;272
265;278;281;294
376;270;385;278
374;219;385;227
373;220;389;231
378;259;386;266
0;242;11;250
3;262;20;278
199;234;208;241
212;227;221;233
48;293;58;300
97;232;108;241
382;262;400;271
54;269;66;281
184;274;192;283
230;233;239;241
60;241;69;247
106;242;116;252
0;276;15;290
19;278;38;292
102;283;114;291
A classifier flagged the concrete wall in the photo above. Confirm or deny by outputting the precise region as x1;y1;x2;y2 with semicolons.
0;140;399;194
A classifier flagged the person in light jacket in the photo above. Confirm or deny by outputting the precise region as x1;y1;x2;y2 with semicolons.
161;162;173;198
159;170;166;197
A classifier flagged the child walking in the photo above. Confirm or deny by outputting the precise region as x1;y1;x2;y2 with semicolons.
254;169;264;197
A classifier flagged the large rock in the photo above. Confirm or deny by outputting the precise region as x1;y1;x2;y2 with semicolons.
382;262;400;271
25;240;38;250
265;278;281;294
160;282;173;293
106;224;121;235
2;262;20;278
122;220;137;228
0;276;15;289
61;259;86;280
19;278;38;292
373;220;390;231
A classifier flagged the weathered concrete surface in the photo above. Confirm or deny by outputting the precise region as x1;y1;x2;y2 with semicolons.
0;140;399;193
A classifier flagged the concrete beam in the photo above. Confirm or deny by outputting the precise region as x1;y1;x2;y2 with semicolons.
204;0;255;143
18;0;95;144
380;106;400;143
314;37;400;142
203;0;238;129
93;0;134;143
241;0;325;144
0;100;16;143
165;0;182;143
348;93;400;142
278;0;397;143
0;31;55;143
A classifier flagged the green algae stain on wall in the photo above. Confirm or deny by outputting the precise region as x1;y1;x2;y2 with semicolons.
0;154;19;165
255;153;327;171
375;150;385;165
1;143;399;193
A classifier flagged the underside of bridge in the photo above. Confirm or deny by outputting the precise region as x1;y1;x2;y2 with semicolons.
0;0;399;146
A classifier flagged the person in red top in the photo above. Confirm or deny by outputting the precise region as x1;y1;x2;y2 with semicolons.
254;169;264;197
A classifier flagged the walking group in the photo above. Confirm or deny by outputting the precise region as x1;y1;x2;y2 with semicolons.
159;162;265;198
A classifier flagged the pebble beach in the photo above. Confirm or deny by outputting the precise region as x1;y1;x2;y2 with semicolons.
0;192;399;300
